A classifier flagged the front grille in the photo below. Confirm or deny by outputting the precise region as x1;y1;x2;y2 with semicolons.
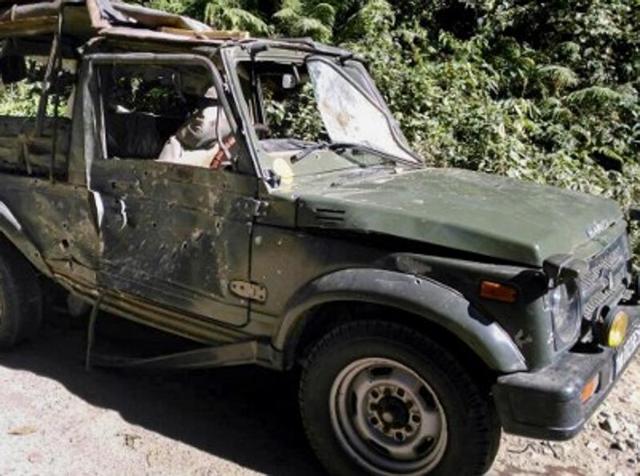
580;234;630;320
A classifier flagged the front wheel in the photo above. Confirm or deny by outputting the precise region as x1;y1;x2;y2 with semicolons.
299;321;501;476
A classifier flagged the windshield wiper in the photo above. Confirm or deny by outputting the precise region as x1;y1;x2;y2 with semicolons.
290;141;403;165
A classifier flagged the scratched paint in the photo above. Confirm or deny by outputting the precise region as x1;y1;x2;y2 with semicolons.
0;201;21;231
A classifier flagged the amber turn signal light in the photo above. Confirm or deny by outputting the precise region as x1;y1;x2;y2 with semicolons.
580;375;599;403
479;281;518;303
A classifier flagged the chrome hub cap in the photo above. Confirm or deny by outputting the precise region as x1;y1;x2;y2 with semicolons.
330;358;448;475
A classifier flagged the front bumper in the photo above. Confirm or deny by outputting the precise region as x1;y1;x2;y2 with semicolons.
493;305;640;440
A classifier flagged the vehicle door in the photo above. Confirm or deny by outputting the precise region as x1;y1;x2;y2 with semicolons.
84;53;257;327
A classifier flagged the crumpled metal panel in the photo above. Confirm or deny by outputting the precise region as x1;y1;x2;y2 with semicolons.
89;159;256;327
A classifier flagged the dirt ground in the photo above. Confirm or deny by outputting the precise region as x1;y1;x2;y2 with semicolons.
0;314;638;476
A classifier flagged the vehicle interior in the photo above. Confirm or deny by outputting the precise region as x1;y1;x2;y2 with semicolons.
97;61;237;170
236;59;376;180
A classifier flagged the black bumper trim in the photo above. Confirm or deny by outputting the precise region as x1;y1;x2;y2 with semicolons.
493;307;640;441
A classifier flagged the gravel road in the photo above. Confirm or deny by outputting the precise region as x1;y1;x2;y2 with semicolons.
0;314;638;476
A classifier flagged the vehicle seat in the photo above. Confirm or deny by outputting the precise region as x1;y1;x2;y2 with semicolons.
106;111;165;159
157;105;231;168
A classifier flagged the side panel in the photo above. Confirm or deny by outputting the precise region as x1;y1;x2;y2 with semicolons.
0;175;100;281
249;225;526;373
250;225;388;317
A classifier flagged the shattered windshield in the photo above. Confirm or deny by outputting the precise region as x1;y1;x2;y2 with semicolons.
236;53;421;183
306;58;418;164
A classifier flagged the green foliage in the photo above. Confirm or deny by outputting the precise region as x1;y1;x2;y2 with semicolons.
0;82;41;116
264;82;328;142
273;1;335;42
202;0;270;34
144;0;190;15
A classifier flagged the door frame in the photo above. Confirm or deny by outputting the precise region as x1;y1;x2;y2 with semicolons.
80;50;260;330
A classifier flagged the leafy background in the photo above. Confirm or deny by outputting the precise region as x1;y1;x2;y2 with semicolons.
3;0;639;254
149;0;640;255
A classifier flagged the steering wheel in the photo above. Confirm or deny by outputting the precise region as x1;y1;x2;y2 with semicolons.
254;122;272;139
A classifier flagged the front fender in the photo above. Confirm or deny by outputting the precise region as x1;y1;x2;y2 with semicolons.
274;268;527;373
0;200;50;275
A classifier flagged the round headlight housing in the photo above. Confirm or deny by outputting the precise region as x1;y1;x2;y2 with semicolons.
549;283;581;345
550;285;569;321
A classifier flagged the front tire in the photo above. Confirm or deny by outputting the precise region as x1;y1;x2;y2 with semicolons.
299;321;500;476
0;241;43;350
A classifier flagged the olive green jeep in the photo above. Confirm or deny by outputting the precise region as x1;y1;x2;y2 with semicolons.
0;2;638;475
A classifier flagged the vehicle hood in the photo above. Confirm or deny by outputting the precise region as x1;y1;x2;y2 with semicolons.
290;167;624;266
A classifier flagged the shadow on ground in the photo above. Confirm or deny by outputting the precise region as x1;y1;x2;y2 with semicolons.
0;312;324;476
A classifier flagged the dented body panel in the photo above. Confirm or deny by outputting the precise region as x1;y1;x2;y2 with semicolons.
90;160;256;326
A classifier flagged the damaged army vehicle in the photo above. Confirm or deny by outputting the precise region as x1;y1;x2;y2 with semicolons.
0;1;639;475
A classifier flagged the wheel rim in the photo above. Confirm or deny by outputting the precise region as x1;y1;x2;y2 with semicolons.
330;358;448;475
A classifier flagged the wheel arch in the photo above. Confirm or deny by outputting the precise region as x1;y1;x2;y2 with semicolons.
274;268;527;374
0;202;50;276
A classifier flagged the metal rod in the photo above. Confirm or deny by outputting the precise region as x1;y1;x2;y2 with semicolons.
49;12;64;183
36;32;59;137
85;295;103;371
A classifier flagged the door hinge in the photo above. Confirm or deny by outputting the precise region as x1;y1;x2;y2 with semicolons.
239;197;269;218
230;280;268;303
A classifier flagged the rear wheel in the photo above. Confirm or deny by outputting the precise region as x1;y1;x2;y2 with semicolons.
299;320;500;475
0;242;43;350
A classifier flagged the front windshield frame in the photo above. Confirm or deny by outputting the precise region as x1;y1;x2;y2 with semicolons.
221;45;421;186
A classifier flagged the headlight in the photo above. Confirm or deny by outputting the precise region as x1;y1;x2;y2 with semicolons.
549;283;581;345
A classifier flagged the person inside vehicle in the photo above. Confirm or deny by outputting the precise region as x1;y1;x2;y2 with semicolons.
157;85;236;169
